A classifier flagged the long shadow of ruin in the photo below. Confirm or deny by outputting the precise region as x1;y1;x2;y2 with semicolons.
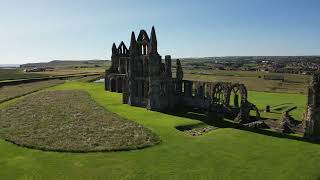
164;107;320;145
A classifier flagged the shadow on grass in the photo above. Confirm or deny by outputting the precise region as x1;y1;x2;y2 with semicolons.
164;107;320;145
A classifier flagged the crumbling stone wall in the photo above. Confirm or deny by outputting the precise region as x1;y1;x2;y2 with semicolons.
276;107;305;134
304;73;320;140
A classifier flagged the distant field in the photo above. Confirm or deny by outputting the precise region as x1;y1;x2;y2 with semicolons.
0;79;64;103
33;67;106;76
21;60;110;69
0;69;47;81
184;69;309;94
0;67;105;82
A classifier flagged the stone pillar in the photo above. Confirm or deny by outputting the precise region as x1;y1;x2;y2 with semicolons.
197;85;205;98
110;78;116;92
176;81;183;96
184;82;192;97
148;79;161;110
176;59;183;80
189;82;193;97
137;80;142;97
264;105;270;112
144;81;149;98
165;55;172;78
122;78;128;104
234;94;239;107
304;73;320;140
147;51;162;111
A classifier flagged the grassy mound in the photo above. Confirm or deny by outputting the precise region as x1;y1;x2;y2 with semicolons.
0;90;158;152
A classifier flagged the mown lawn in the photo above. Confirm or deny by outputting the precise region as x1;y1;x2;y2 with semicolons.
0;82;319;179
248;91;307;120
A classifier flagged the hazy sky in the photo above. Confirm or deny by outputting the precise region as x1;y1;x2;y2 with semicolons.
0;0;320;64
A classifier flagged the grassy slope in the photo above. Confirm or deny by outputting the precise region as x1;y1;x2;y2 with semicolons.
0;82;319;179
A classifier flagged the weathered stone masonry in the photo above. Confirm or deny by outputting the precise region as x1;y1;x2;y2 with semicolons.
304;73;320;140
105;27;260;123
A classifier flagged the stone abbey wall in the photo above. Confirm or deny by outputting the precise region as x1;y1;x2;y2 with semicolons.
304;73;320;140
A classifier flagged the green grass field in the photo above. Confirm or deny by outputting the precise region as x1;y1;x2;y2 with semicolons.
248;91;307;120
0;82;318;179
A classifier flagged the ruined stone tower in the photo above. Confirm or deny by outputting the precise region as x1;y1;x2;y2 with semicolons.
105;27;181;111
304;73;320;139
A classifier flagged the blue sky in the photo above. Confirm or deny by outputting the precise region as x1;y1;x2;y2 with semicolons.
0;0;320;64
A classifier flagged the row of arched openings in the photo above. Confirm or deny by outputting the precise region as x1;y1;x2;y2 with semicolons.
181;81;247;108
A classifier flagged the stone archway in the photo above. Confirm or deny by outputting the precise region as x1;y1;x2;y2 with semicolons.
211;83;228;105
226;83;248;108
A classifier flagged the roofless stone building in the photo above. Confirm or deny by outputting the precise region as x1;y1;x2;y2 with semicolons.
105;27;260;124
104;27;320;140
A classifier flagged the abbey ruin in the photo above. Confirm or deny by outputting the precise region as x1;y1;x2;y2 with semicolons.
105;27;320;140
105;27;259;124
